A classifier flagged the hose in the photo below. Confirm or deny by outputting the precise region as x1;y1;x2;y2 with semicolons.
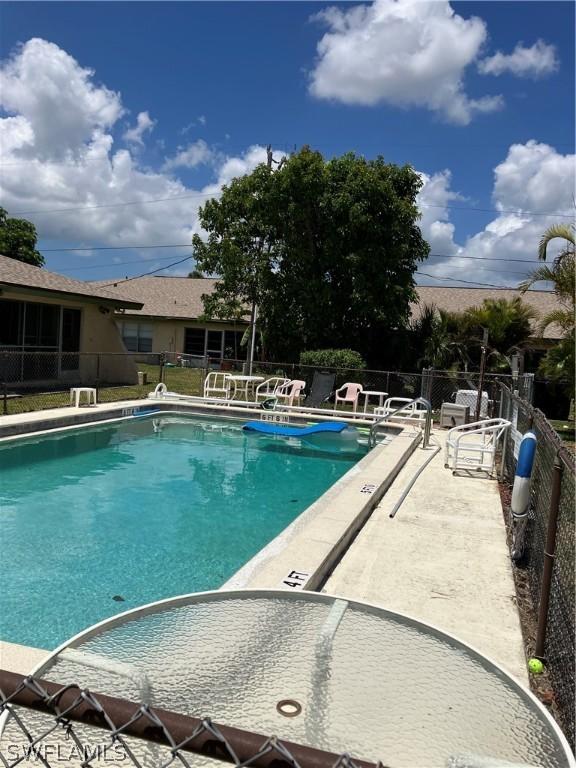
389;435;442;519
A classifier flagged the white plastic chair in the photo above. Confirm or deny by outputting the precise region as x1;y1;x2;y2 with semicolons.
203;372;234;400
275;379;306;407
445;418;511;474
334;383;363;412
374;397;427;424
254;377;290;402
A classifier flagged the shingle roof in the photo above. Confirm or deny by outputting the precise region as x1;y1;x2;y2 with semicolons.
94;275;564;339
0;254;143;309
412;286;562;339
91;276;222;320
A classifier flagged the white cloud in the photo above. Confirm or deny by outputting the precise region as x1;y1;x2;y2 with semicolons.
420;141;575;287
0;38;123;158
163;139;217;171
417;169;463;255
180;115;207;135
478;40;559;79
309;0;503;125
0;39;277;254
123;111;155;145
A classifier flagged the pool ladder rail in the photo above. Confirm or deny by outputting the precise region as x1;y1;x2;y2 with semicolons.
368;397;432;449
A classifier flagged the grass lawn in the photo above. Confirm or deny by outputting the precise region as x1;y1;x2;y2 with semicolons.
2;364;205;416
549;418;576;452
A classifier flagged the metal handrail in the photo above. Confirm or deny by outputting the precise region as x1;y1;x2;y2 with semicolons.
368;397;432;449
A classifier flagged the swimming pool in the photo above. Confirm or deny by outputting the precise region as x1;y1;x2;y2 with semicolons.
0;413;366;649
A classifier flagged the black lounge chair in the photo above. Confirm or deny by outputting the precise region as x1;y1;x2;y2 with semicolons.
304;371;336;408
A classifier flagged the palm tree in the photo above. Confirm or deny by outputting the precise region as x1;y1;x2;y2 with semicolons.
410;303;465;369
520;223;575;400
537;223;575;263
520;224;575;335
461;297;537;372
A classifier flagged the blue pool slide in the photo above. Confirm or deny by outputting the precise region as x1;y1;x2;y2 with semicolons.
243;420;349;437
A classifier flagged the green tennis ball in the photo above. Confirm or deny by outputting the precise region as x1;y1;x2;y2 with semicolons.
528;658;544;675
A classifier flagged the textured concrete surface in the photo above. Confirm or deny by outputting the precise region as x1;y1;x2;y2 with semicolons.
325;431;528;684
0;640;48;675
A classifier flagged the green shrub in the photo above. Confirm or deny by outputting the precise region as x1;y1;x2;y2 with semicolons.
300;349;366;371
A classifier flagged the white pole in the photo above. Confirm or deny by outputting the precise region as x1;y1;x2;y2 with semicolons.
248;302;258;376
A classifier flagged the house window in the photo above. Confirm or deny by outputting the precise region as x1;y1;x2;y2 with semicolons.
206;330;223;359
0;300;23;346
24;303;60;347
184;328;206;356
121;322;153;352
183;328;245;359
224;331;245;359
61;308;82;371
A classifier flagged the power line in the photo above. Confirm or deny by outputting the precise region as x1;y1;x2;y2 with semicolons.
57;256;188;271
41;244;192;252
98;256;194;287
12;193;217;216
415;271;548;290
11;194;573;218
420;204;571;218
38;245;553;265
426;254;543;264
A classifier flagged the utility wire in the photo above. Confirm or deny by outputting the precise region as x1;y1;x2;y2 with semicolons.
63;256;531;278
98;256;194;287
415;271;542;290
38;244;553;266
12;195;573;218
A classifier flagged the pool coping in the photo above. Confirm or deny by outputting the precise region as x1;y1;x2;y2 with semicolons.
0;398;385;441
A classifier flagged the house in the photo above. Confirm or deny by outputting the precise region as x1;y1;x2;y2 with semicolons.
0;254;143;386
96;276;563;362
411;286;563;347
92;276;247;361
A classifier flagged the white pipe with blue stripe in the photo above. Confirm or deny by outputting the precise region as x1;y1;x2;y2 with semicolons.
511;431;537;521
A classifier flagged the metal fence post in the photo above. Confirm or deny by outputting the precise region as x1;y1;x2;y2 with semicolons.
535;457;564;660
95;354;101;398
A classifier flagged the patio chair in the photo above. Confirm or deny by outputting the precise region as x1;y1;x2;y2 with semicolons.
374;397;427;424
334;382;363;413
254;377;290;402
203;371;234;400
275;379;306;407
304;371;336;409
445;418;511;474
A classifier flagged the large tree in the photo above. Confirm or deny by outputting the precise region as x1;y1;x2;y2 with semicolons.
193;147;429;361
0;207;44;267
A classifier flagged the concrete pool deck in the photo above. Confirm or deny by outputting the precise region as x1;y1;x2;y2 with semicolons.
324;431;528;685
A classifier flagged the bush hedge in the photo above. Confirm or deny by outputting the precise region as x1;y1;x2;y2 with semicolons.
299;349;366;370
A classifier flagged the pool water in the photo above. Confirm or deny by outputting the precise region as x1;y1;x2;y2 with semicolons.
0;413;365;649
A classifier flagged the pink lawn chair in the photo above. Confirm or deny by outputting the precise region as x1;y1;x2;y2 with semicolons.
275;379;306;407
334;382;363;412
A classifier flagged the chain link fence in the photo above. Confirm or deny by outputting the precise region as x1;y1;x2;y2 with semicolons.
499;384;575;750
0;671;383;768
1;350;540;420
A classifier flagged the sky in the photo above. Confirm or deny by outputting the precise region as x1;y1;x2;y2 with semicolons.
0;0;574;289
